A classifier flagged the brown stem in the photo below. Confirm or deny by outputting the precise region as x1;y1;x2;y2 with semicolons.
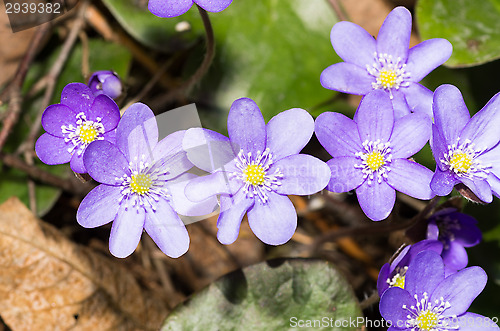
311;196;440;254
0;23;51;151
152;5;215;106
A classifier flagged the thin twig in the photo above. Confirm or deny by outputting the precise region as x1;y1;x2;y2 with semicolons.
152;5;215;106
359;290;380;310
0;152;93;196
20;0;89;154
328;0;348;21
311;196;440;254
0;23;51;151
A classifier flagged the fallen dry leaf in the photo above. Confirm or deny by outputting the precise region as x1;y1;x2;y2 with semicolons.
0;197;168;331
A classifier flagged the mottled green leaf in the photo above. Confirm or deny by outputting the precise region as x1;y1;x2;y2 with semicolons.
100;0;198;52
162;259;363;331
416;0;500;67
194;0;340;121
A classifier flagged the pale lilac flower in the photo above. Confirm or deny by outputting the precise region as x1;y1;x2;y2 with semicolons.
377;239;443;297
315;90;434;221
88;71;122;99
77;103;216;258
183;98;331;245
380;250;499;331
148;0;232;18
321;6;452;118
430;84;500;203
427;208;482;273
35;83;119;173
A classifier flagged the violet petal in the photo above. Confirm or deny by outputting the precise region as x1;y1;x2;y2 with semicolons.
315;111;362;157
247;192;297;245
325;157;364;193
386;159;434;200
356;180;396;221
273;154;330;195
217;189;254;245
109;205;145;258
320;62;374;94
266;108;313;160
144;198;190;258
76;184;121;228
227;98;266;156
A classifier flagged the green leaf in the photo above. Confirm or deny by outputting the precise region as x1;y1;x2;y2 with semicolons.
204;0;340;121
100;0;198;52
161;259;363;331
416;0;500;67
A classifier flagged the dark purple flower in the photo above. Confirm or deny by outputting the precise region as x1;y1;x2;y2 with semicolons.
377;239;443;297
148;0;232;18
380;250;498;331
427;208;482;274
430;84;500;203
77;103;217;258
35;83;120;173
321;6;452;118
183;98;331;245
315;90;434;221
88;71;122;99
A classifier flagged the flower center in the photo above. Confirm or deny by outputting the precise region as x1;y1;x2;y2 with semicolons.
403;292;456;331
387;266;408;289
130;173;153;195
366;151;385;171
243;164;266;186
61;112;105;155
378;69;398;89
117;154;171;212
366;52;411;99
77;123;98;144
416;311;439;331
355;140;392;185
440;138;491;180
233;148;283;204
449;151;472;173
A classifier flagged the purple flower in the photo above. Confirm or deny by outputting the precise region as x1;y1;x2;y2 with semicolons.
315;90;434;221
88;71;122;99
377;239;443;297
427;208;482;273
77;103;217;258
321;6;452;118
380;250;499;331
148;0;232;18
183;98;331;245
35;83;120;173
430;84;500;203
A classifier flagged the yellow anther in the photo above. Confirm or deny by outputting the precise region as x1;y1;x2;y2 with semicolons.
449;151;473;173
366;152;385;171
379;69;398;89
77;124;98;144
130;173;153;195
416;310;439;331
243;164;266;186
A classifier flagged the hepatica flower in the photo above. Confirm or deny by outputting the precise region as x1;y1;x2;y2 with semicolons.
321;6;452;118
35;83;119;173
377;239;443;297
183;98;331;245
315;90;434;221
427;208;482;273
148;0;232;18
380;250;499;331
77;103;216;258
88;70;122;99
430;84;500;203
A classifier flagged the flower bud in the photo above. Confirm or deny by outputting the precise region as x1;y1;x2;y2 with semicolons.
87;71;122;99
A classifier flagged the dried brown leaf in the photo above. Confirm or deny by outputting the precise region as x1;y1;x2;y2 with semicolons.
0;197;168;331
